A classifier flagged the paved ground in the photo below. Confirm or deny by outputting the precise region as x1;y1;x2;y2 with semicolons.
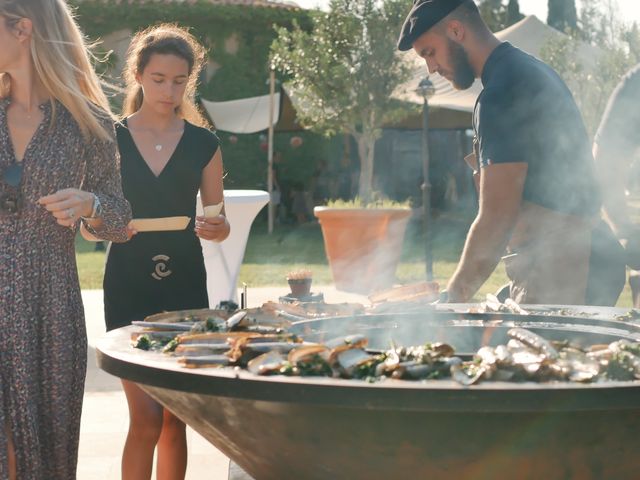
79;286;369;479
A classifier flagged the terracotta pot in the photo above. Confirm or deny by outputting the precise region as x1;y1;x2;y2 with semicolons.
314;207;412;294
287;278;312;298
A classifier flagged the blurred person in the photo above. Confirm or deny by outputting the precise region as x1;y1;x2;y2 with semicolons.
593;64;640;306
90;25;230;480
398;0;625;305
272;150;290;223
0;0;131;478
290;180;309;224
311;158;331;205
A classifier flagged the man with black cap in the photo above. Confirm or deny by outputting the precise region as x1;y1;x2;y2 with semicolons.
398;0;625;305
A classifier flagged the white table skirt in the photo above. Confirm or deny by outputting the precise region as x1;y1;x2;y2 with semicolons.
197;190;269;307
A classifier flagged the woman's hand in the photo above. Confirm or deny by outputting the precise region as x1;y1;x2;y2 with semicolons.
126;223;138;240
195;215;230;242
38;188;95;227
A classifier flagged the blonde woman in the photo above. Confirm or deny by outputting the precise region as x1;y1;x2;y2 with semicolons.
102;25;229;479
0;0;131;478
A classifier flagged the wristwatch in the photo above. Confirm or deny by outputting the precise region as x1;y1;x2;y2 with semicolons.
82;193;102;220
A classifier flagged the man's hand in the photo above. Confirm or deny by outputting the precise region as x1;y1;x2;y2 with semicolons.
619;229;640;270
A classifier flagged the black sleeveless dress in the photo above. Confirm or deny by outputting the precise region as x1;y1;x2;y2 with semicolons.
104;120;219;331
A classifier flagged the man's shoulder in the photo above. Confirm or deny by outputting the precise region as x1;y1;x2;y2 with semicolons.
481;59;570;119
476;85;521;121
595;63;640;151
613;63;640;101
487;45;557;89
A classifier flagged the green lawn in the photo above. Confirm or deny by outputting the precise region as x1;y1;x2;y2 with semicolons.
75;213;634;307
75;236;108;290
235;212;510;300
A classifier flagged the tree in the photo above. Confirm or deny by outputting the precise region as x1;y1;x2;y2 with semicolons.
622;22;640;64
270;0;414;203
548;0;578;33
507;0;524;26
478;0;507;31
540;0;636;135
478;0;523;32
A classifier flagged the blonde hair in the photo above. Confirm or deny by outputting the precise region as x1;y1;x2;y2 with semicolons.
122;24;209;127
0;0;113;140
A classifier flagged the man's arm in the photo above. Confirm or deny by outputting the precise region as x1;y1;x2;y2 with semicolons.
593;65;640;268
593;142;635;236
595;141;640;269
447;162;527;302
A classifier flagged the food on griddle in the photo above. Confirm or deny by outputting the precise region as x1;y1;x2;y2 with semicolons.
615;309;640;322
367;282;439;314
132;333;175;351
133;334;153;351
369;281;439;304
130;305;640;385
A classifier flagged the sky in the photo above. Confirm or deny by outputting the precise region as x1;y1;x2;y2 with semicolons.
519;0;640;24
293;0;640;26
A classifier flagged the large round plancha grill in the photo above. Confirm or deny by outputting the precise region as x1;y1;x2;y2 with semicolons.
97;306;640;480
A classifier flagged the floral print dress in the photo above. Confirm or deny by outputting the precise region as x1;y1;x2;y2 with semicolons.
0;98;131;479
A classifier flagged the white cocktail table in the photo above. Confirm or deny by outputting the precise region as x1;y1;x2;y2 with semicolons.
197;190;269;307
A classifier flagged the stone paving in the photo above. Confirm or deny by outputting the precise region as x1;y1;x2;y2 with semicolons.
79;286;369;479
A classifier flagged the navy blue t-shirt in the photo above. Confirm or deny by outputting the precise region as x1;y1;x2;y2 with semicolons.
473;42;600;216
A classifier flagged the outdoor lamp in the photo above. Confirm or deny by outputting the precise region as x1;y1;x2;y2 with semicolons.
416;76;436;101
415;76;435;281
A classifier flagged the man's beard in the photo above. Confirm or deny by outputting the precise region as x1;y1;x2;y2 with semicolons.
448;39;475;90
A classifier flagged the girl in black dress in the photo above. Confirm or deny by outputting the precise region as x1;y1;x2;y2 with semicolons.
98;25;229;479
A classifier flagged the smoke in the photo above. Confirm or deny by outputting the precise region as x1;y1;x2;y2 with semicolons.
316;209;412;294
290;311;640;353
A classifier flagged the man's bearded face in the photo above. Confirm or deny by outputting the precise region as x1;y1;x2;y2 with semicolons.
447;38;475;90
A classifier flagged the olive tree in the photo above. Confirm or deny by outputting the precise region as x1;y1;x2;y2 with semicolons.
477;0;523;32
540;0;638;135
270;0;414;203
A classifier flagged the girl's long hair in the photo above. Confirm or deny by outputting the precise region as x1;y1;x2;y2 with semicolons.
122;24;209;127
0;0;114;140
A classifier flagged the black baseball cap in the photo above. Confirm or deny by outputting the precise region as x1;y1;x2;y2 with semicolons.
397;0;467;51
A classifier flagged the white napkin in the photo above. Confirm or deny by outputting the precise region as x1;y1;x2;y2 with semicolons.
203;202;223;218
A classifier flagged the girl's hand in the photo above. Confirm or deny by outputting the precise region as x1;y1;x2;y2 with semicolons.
195;215;230;242
38;188;95;227
126;223;138;240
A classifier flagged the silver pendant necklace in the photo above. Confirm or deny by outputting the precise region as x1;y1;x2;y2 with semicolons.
155;144;163;151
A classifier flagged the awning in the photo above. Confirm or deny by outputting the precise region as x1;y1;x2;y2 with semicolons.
395;15;603;113
200;92;282;134
200;88;305;133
